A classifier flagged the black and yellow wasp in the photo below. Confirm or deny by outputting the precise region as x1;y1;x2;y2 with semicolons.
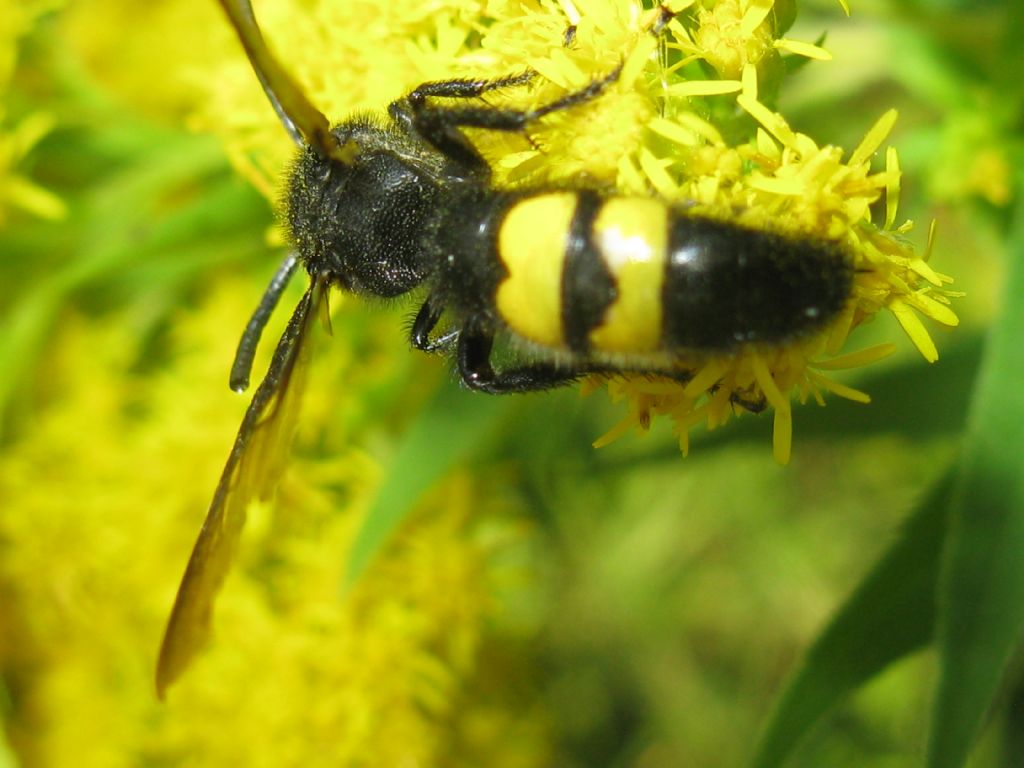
157;0;853;694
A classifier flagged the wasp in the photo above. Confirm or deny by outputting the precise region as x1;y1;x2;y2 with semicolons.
157;0;853;695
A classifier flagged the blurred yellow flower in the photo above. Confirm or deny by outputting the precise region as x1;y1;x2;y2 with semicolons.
0;282;549;765
60;0;228;121
0;0;62;87
0;108;65;223
1;0;65;224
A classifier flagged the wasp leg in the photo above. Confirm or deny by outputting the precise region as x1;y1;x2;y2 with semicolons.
649;4;676;35
389;71;534;170
410;295;459;353
229;251;302;393
457;329;702;394
393;65;622;171
411;65;621;132
405;71;536;102
730;391;768;414
456;330;585;394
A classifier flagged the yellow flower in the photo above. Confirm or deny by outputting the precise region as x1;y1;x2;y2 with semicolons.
0;282;549;765
188;0;957;467
586;63;959;464
692;0;777;80
0;0;62;88
59;0;228;121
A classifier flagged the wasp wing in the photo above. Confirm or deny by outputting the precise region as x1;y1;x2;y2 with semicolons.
156;277;326;698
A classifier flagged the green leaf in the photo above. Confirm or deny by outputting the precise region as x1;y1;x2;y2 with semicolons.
926;176;1024;768
751;174;1024;768
749;473;950;768
342;380;514;589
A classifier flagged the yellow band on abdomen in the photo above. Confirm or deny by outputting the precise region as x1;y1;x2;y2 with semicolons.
496;192;577;348
588;197;667;353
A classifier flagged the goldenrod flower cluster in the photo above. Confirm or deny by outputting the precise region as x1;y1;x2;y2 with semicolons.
0;283;549;765
186;0;959;464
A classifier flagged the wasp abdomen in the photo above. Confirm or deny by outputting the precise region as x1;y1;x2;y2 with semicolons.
491;191;852;356
662;216;852;350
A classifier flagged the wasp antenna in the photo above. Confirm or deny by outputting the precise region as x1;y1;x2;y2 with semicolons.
230;252;301;393
217;0;342;158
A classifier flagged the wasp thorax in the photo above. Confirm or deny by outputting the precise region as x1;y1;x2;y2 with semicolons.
285;121;443;297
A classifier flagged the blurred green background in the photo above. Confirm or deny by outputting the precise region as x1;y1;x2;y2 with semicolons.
1;0;1022;766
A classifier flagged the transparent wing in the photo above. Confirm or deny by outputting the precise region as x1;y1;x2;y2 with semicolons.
156;277;326;698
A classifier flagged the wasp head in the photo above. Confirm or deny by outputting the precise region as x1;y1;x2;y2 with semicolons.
285;118;443;298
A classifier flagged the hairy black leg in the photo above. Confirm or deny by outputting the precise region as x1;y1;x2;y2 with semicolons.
705;382;767;414
410;296;459;353
405;71;536;102
730;391;768;414
456;330;702;395
415;65;621;133
392;65;623;171
457;330;585;394
388;71;535;170
649;4;676;35
230;251;301;392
